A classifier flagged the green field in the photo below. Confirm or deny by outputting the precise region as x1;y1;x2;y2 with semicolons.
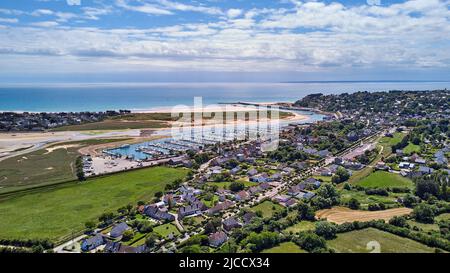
406;220;440;233
0;166;188;241
328;228;436;253
403;142;421;155
153;223;180;238
51;120;168;131
340;189;401;208
249;201;283;218
0;138;129;193
436;213;450;222
283;221;315;234
379;132;406;157
356;171;414;189
261;242;306;253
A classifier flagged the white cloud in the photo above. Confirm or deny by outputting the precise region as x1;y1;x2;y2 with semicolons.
0;0;449;75
227;9;242;19
30;21;59;27
0;18;18;23
115;0;173;15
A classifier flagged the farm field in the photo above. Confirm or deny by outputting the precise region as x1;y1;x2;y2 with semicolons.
356;171;414;189
436;213;450;222
283;221;315;234
153;223;180;239
0;166;188;241
328;228;436;253
250;201;283;218
0;138;129;193
261;242;306;253
406;220;440;232
316;207;412;224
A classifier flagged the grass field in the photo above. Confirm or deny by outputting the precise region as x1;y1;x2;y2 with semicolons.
436;213;450;222
283;221;315;234
403;142;421;155
340;189;400;208
0;138;129;193
0;166;188;241
249;201;283;218
406;220;440;233
378;132;406;157
313;175;332;183
261;242;306;253
356;171;414;189
153;223;180;239
51;120;168;131
328;228;436;253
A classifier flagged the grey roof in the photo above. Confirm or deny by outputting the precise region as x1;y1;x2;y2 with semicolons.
110;222;130;238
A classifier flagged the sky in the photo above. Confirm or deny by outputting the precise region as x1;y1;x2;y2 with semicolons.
0;0;449;83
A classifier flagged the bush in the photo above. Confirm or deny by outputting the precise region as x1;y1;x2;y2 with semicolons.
348;198;360;210
315;221;338;240
295;232;327;252
413;203;436;224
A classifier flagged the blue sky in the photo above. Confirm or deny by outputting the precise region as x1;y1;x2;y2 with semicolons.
0;0;449;83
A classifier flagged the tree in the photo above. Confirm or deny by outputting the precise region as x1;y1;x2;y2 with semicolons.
348;198;360;210
315;221;337;240
332;167;350;184
295;232;327;253
416;179;440;200
154;191;163;198
389;216;408;228
297;201;315;221
84;221;96;231
98;212;114;224
312;183;340;209
229;182;245;192
413;203;436;223
145;233;159;248
122;230;134;241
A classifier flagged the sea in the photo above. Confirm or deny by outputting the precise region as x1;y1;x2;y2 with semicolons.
0;81;449;112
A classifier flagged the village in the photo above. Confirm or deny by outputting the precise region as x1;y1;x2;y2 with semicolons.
63;90;450;254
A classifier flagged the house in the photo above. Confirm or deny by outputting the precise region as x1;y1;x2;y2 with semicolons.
259;183;271;190
287;184;304;196
222;217;241;232
375;161;389;171
247;169;258;176
273;194;290;203
209;231;228;247
399;162;415;169
104;241;147;253
235;190;250;202
144;205;175;222
110;222;130;238
414;157;427;165
418;166;434;175
283;198;297;207
242;212;257;225
270;172;282;181
318;149;330;158
230;166;241;175
178;202;207;219
250;173;270;183
207;200;235;215
81;234;105;252
304;177;321;188
294;191;316;200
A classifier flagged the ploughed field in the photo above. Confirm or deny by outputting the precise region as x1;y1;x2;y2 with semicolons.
316;207;412;224
0;166;188;242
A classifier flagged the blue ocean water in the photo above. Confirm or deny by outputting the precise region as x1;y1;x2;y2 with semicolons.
0;82;448;112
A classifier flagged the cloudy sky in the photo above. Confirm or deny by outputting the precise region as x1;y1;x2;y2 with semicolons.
0;0;449;83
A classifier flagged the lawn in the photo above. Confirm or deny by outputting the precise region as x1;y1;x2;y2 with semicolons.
0;138;129;194
51;120;168;131
403;142;421;155
153;223;180;239
283;221;315;234
313;175;332;183
261;242;307;253
356;171;414;189
328;228;436;253
378;132;406;157
0;166;188;242
249;201;283;218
